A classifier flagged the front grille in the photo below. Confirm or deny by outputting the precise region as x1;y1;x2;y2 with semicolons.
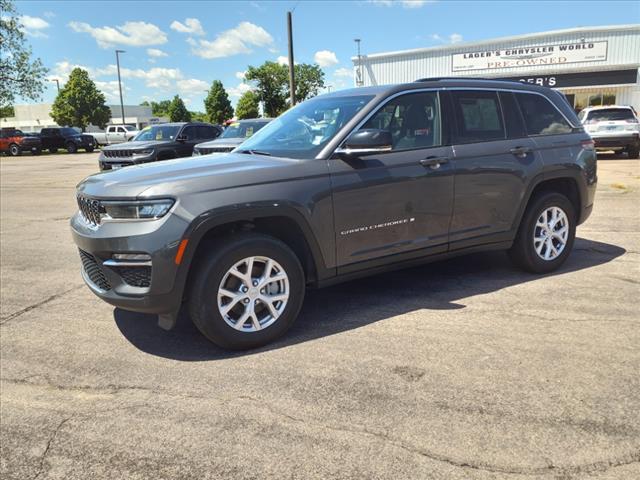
117;266;152;288
198;146;234;155
103;150;134;158
77;195;102;226
79;250;111;291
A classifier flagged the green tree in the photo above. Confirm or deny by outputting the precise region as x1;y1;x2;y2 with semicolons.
245;61;289;117
190;111;208;122
140;100;172;117
0;105;15;118
245;61;326;117
204;80;234;124
50;68;110;131
235;90;260;119
167;95;191;122
294;63;325;102
0;0;48;107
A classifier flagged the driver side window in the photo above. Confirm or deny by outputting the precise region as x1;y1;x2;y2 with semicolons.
362;92;441;150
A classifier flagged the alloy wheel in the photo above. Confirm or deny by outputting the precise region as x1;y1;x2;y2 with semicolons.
217;256;289;332
533;206;569;261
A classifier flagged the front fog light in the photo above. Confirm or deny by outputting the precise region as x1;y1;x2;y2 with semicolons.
101;199;174;220
112;253;151;261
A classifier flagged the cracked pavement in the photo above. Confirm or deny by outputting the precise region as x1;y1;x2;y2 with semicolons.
1;153;639;479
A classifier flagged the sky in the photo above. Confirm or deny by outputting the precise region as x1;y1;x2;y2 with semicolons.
12;0;640;110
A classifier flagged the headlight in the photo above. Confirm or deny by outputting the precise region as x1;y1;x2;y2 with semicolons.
133;148;154;157
101;199;174;220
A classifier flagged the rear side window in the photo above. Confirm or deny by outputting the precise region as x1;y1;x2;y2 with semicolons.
516;93;572;135
451;91;505;143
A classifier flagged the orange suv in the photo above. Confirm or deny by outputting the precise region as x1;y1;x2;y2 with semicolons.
0;129;42;156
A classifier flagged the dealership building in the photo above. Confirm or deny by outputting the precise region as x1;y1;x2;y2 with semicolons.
0;104;165;132
353;24;639;112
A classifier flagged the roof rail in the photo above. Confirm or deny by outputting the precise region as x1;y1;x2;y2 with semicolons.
414;77;524;84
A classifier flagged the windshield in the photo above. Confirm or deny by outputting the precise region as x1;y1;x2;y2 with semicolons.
60;127;80;136
133;125;181;141
237;95;374;159
221;121;269;139
586;108;637;123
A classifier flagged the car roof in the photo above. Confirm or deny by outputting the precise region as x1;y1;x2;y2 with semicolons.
582;105;634;111
318;78;553;100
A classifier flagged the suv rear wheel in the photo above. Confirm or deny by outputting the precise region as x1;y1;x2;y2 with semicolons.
188;233;305;350
509;192;576;273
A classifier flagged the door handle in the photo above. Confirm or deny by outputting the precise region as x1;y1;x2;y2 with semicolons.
420;156;449;169
509;146;532;158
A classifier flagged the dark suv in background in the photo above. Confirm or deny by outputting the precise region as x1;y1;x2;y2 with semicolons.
72;78;597;349
99;122;222;170
193;118;271;155
39;127;95;154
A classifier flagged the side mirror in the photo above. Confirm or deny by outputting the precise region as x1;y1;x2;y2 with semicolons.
176;134;187;142
335;129;392;156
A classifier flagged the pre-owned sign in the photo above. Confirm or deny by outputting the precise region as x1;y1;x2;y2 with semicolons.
452;41;608;72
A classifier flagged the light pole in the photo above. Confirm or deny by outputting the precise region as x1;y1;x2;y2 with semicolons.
287;11;296;107
115;49;126;125
50;79;60;93
354;38;363;87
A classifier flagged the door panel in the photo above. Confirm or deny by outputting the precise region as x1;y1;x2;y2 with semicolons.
448;90;542;245
330;90;454;266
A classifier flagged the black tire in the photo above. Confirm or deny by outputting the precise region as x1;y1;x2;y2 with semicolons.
627;145;639;159
67;142;78;154
509;192;576;274
49;147;58;154
8;144;20;157
33;148;42;155
188;233;305;350
86;146;94;153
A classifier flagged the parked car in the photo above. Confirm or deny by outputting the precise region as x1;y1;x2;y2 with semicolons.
39;127;95;154
98;122;223;171
579;105;640;158
0;128;42;156
89;125;139;146
71;78;597;350
193;118;271;155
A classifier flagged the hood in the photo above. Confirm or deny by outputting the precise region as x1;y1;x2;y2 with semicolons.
102;140;168;151
195;137;245;149
77;152;303;198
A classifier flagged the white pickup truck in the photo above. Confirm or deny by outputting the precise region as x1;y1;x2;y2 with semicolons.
88;125;139;146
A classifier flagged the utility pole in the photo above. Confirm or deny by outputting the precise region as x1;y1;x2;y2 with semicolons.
115;49;126;125
51;79;60;93
287;11;296;107
354;38;363;87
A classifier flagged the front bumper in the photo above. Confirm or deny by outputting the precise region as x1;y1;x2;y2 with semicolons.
70;209;190;315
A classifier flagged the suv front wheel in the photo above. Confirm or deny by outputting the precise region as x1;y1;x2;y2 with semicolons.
188;233;305;350
509;192;576;273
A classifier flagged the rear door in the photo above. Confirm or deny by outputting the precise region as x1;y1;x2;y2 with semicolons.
176;125;199;157
448;89;541;248
330;90;455;266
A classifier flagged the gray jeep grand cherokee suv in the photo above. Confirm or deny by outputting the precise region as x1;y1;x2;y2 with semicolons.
71;78;597;350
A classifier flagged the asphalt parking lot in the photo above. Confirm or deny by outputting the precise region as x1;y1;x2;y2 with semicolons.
1;152;639;479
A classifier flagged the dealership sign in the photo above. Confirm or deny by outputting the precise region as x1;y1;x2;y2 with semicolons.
452;41;608;72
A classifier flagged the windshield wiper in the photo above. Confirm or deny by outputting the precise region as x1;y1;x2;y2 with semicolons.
236;149;272;156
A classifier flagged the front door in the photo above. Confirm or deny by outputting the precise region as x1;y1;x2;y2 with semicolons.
329;90;455;267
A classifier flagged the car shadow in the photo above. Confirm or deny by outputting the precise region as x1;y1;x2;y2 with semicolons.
114;237;625;361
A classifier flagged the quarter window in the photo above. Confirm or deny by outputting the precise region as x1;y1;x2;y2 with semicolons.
516;93;572;135
362;92;441;150
451;91;505;143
